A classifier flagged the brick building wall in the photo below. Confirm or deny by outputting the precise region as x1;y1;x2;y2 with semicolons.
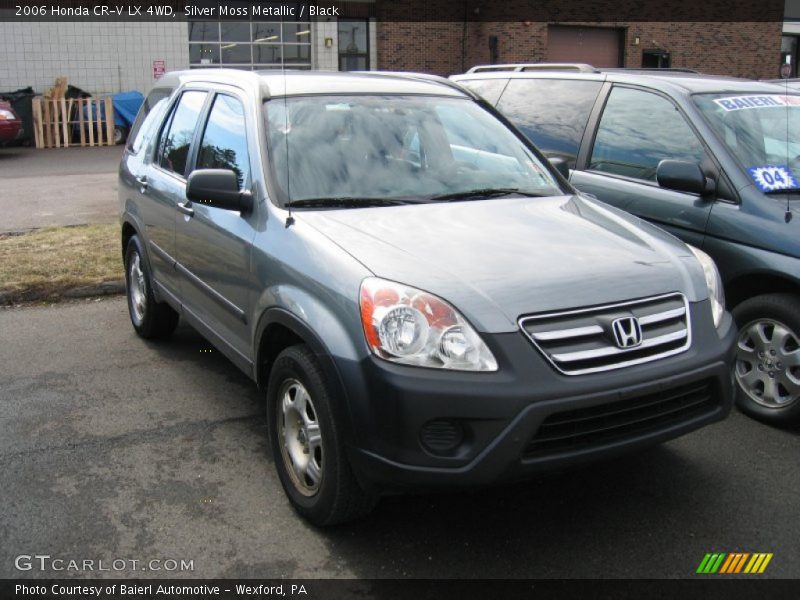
377;22;465;74
378;21;783;79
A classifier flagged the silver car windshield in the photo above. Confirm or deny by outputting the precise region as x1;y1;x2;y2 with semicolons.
694;92;800;190
264;95;562;206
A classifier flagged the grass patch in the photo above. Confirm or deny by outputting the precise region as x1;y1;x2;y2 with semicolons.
0;224;123;304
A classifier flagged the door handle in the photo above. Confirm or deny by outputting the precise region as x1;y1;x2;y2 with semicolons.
177;201;194;217
135;176;148;192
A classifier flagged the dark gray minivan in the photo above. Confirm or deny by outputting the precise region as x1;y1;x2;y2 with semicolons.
454;65;800;425
120;69;735;524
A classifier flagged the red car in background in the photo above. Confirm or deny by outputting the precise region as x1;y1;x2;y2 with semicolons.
0;100;22;144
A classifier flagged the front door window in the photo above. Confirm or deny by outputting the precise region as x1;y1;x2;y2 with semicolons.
590;86;705;182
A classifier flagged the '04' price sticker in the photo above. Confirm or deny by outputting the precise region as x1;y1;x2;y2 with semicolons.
748;165;799;192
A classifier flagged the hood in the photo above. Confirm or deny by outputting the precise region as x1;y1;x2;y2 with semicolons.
298;195;708;333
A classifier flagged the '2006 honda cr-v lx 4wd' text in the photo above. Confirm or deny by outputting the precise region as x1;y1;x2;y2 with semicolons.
120;70;736;525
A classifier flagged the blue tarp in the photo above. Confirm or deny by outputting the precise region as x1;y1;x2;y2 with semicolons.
77;90;144;128
111;90;144;127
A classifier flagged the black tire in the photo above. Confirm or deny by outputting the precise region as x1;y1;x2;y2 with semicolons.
124;235;179;340
114;126;128;145
732;293;800;426
267;344;377;525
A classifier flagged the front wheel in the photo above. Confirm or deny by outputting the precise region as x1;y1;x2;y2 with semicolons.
267;344;377;525
733;294;800;426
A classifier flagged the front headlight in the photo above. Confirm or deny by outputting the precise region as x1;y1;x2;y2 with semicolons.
688;245;725;328
0;109;16;120
359;277;498;371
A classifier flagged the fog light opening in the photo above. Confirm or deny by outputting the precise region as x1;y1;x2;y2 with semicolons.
419;419;465;455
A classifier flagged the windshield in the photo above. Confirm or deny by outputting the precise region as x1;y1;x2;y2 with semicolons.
264;95;562;206
694;92;800;192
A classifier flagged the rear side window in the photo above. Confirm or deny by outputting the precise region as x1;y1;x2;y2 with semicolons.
196;94;251;189
126;88;173;153
458;78;508;105
590;86;705;182
496;79;602;167
157;91;207;177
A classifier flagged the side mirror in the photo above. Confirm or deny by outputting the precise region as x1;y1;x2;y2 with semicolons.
186;169;253;213
656;160;715;196
548;157;570;180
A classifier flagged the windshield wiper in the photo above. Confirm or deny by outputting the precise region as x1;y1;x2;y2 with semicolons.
285;197;419;209
427;188;548;202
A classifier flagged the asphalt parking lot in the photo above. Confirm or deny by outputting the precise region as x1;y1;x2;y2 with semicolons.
1;297;798;579
0;145;121;232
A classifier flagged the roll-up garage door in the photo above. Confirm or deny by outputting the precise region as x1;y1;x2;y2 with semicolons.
547;26;623;68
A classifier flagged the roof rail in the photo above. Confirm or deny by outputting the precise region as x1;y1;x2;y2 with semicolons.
467;63;599;74
603;67;700;74
354;70;481;100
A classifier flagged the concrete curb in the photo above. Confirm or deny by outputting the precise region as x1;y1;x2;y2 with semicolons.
61;280;126;298
0;279;125;306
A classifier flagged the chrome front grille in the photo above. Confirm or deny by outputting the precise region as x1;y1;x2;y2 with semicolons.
519;293;691;375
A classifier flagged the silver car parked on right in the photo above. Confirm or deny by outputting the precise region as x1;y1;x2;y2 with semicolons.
119;69;736;525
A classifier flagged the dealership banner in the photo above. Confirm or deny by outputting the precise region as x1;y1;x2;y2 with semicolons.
0;0;787;22
3;579;800;599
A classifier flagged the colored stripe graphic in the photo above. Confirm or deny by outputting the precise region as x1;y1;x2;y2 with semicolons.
760;554;774;573
699;552;773;574
719;553;749;573
734;553;750;573
697;553;727;573
744;553;774;574
719;554;736;574
697;554;713;573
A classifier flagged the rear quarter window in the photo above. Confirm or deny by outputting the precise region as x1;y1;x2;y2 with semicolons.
126;88;173;153
496;79;602;167
457;78;509;105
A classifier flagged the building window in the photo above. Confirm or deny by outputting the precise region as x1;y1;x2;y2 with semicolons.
781;36;798;78
642;49;671;68
188;16;312;70
338;19;369;71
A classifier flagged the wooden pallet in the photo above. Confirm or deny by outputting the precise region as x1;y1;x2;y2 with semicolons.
32;96;115;148
46;77;68;100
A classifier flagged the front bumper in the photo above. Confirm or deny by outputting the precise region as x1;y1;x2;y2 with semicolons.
0;120;22;143
337;300;736;491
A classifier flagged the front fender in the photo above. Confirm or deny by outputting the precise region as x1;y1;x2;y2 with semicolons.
252;289;366;450
252;284;364;373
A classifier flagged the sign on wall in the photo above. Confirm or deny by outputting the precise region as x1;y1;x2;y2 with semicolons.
153;60;166;80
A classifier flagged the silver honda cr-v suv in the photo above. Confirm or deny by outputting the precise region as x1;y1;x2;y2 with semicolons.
119;69;736;525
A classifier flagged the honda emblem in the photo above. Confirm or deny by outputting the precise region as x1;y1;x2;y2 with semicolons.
611;316;643;349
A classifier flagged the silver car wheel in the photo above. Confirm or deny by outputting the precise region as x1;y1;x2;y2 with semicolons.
736;318;800;408
128;252;147;323
277;378;323;497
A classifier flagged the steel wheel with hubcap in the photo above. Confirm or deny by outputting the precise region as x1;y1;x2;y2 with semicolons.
128;252;147;324
267;344;377;525
124;235;179;339
277;378;323;496
732;294;800;425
